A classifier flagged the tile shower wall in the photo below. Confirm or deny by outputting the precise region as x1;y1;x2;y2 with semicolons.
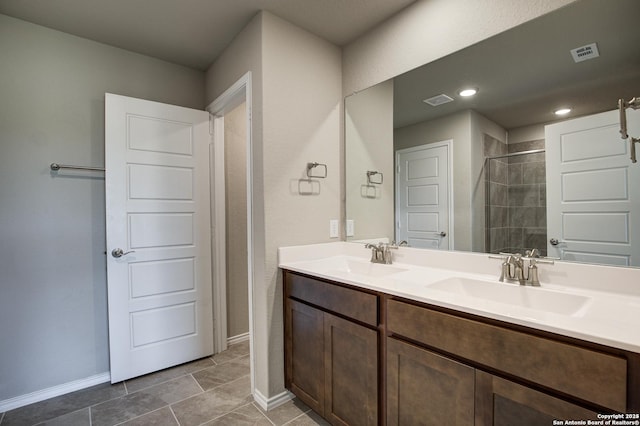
508;139;547;256
484;136;547;255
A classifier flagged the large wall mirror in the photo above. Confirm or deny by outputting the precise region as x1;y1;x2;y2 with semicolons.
345;0;640;268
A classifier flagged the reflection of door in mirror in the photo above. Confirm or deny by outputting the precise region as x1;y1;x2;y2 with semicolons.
396;141;452;249
546;108;640;267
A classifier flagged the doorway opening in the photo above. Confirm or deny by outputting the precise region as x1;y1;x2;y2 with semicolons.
207;72;255;393
222;101;249;345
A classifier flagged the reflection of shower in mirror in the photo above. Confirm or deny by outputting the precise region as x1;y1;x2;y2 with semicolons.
484;147;547;257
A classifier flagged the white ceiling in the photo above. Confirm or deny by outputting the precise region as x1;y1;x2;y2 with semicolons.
0;0;415;70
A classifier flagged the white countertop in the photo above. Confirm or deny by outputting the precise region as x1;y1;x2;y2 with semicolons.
279;242;640;353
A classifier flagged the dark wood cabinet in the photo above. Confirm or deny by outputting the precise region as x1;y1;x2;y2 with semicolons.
284;271;379;426
386;337;474;426
286;299;325;414
475;371;598;426
386;298;629;412
386;336;603;426
324;311;378;425
385;295;640;421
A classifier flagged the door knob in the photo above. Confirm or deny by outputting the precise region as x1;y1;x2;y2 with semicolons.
434;231;447;237
549;238;561;246
111;248;135;258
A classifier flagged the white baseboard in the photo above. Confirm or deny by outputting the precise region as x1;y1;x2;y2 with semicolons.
253;388;294;411
227;332;250;346
0;372;111;413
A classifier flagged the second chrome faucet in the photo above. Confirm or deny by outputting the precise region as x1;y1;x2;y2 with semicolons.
365;241;407;264
491;249;554;286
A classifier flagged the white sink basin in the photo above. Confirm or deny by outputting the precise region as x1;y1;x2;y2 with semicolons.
427;277;591;316
284;256;409;281
329;258;407;277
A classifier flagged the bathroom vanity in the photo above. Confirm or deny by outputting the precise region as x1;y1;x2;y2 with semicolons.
284;271;379;425
280;242;640;425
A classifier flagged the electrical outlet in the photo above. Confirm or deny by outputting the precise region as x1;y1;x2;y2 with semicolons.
346;220;354;237
329;219;339;238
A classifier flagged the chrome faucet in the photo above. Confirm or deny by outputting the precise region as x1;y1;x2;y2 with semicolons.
501;255;526;285
365;241;406;264
364;243;383;263
490;249;554;286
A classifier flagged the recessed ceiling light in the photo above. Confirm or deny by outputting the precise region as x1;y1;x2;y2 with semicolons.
555;108;572;115
458;88;478;97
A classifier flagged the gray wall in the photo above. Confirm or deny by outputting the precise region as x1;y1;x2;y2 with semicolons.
262;11;343;395
205;11;343;399
0;14;204;402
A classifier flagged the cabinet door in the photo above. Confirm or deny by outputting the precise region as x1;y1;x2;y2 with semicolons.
475;370;599;426
324;312;378;426
285;299;325;415
386;338;474;426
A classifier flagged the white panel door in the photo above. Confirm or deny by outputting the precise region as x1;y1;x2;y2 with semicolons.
396;142;452;249
546;108;640;266
105;93;213;383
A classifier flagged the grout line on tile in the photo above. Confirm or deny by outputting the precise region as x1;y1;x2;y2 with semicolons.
86;385;129;413
191;373;206;393
250;402;276;426
112;406;173;426
194;401;257;426
282;407;317;426
120;373;186;396
122;380;129;395
207;373;251;392
168;374;253;425
153;376;210;409
88;378;192;425
0;411;4;425
188;362;216;376
169;405;181;426
198;411;225;425
121;358;216;396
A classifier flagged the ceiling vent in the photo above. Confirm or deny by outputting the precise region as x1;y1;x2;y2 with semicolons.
423;94;454;107
570;43;599;63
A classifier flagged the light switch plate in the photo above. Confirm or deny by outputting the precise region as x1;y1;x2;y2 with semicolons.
346;220;354;237
329;219;339;238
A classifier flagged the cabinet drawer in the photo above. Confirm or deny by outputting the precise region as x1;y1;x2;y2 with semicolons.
285;272;378;326
387;299;627;411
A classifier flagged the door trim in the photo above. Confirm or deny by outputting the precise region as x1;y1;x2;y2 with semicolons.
211;114;227;352
207;72;256;395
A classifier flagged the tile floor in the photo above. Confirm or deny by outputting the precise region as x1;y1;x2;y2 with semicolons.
0;341;328;426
